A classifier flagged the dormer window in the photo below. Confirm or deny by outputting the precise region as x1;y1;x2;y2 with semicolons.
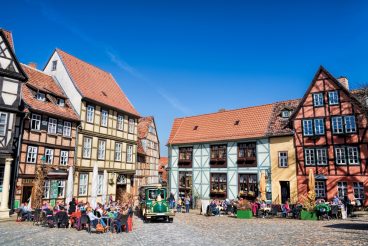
52;60;57;71
234;120;240;125
281;110;290;118
36;92;45;101
193;126;198;130
57;98;65;107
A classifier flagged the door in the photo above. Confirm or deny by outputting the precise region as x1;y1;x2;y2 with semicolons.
22;186;33;203
280;181;290;204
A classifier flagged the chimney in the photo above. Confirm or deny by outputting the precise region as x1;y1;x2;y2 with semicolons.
337;76;349;90
218;108;226;112
0;29;14;51
28;62;37;69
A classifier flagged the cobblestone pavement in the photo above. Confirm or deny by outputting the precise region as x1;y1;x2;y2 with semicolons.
0;211;367;246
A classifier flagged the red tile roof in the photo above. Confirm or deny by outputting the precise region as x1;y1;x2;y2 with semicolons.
21;64;79;121
137;139;146;155
56;49;139;117
167;103;275;145
266;99;301;137
138;116;154;139
159;157;168;166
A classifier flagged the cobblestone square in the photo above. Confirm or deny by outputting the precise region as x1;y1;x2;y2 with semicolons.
1;211;367;246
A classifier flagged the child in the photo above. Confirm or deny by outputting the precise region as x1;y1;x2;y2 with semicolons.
177;197;182;213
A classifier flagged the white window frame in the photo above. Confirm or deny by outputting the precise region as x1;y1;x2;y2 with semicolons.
328;91;339;105
98;139;106;160
315;181;326;198
305;149;315;166
316;148;328;165
52;60;58;71
101;109;108;127
347;146;359;165
353;182;364;200
313;93;324;107
127;144;133;163
60;150;69;166
117;115;124;130
36;92;46;101
115;142;122;161
79;173;88;196
303;120;313;136
278;151;288;167
63;121;71;137
86;105;94;123
27;146;38;163
83;137;92;158
57;180;65;198
57;98;65;106
335;147;346;165
337;181;348;198
45;148;54;164
97;174;103;195
281;110;290;118
43;180;50;199
128;118;135;134
48;118;57;134
0;112;7;136
31;114;41;131
332;117;344;134
314;118;325;135
344;116;356;133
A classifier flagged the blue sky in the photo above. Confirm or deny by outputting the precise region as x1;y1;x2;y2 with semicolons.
2;0;368;155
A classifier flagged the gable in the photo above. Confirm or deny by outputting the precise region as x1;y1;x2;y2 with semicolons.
0;31;27;81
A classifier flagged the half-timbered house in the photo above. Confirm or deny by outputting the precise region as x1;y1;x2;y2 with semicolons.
44;49;140;202
15;64;79;206
0;29;27;218
167;105;274;201
291;66;368;206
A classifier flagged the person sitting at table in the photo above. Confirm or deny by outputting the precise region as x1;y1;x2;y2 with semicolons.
281;200;291;217
55;207;69;228
87;208;106;228
20;202;32;221
332;195;340;205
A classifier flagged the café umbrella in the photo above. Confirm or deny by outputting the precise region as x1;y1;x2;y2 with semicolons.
91;161;99;209
260;170;266;201
102;169;108;205
65;166;73;205
308;169;315;196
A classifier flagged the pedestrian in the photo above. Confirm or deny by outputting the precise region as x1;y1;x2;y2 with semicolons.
177;197;182;213
185;194;190;213
68;197;76;215
169;192;175;209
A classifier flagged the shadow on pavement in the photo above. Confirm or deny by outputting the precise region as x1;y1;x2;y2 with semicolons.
324;223;368;231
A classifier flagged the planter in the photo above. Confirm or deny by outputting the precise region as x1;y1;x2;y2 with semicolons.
237;209;253;219
301;210;317;220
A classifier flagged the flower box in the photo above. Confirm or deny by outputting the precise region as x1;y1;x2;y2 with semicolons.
300;210;317;220
237;209;253;219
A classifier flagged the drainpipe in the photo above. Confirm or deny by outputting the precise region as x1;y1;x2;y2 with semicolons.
74;123;81;181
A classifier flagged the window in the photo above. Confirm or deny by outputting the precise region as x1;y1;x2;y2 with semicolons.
101;109;108;127
51;60;57;71
60;150;68;165
239;174;258;197
63;121;71;137
98;140;106;160
45;148;54;164
117;115;124;130
281;110;290;118
126;144;133;163
314;119;325;135
237;142;257;167
115;142;122;161
128;118;135;133
347;146;359;165
344;116;356;133
305;149;315;166
315;181;326;198
83;137;92;158
313;93;324;107
328;91;339;105
97;174;103;195
27;146;38;163
210;173;227;198
57;180;65;198
142;139;147;151
335;147;346;165
316;149;328;165
57;98;65;106
179;171;192;194
149;126;154;133
31;114;41;131
178;147;193;167
43;180;50;199
337;182;348;198
302;120;313;136
278;152;288;167
332;117;344;134
48;118;57;134
353;182;364;200
210;145;227;167
86;105;94;123
36;92;45;101
0;112;7;136
79;173;88;196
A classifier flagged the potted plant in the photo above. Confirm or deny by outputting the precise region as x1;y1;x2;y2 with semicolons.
301;192;317;220
236;199;253;219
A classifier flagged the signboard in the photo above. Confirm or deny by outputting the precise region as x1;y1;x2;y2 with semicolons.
50;180;59;199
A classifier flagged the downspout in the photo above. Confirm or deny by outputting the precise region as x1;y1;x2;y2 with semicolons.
74;123;82;183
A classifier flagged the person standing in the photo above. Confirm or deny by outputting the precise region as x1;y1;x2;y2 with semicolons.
177;197;182;213
185;194;190;213
68;198;77;215
169;192;175;209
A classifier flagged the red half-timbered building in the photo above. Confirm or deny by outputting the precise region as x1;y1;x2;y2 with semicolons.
292;66;368;206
